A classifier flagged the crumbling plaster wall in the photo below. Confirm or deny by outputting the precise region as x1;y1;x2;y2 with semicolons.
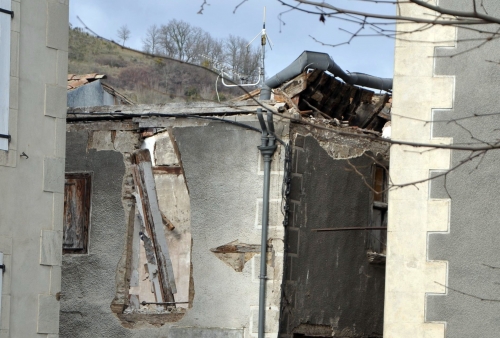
169;121;285;337
279;128;388;337
61;128;140;338
60;118;286;337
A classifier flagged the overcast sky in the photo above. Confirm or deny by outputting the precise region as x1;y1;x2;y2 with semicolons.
69;0;395;79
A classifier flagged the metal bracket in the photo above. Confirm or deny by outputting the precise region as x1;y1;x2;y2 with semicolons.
0;8;14;18
0;134;11;142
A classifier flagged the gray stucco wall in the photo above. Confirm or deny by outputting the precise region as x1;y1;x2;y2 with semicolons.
427;1;500;336
61;120;284;337
61;130;133;338
172;123;265;329
280;133;385;337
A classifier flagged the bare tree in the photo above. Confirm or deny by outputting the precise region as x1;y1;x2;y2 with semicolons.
224;35;260;83
142;24;161;54
117;25;131;47
273;0;500;51
159;20;201;62
195;33;226;67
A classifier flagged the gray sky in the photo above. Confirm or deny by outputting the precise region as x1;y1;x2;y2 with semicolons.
69;0;395;79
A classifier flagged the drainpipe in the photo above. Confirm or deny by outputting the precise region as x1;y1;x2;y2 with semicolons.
256;106;277;338
260;50;393;100
0;252;4;327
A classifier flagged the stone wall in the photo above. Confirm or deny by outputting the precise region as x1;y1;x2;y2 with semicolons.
0;0;68;337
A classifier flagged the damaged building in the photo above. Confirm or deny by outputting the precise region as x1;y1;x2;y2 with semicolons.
60;54;392;337
62;101;288;337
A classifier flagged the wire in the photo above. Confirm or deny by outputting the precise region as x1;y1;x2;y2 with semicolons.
215;74;221;102
71;17;288;144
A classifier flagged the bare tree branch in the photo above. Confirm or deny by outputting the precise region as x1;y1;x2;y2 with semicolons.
289;0;488;25
197;0;210;14
80;16;500;155
233;0;249;14
435;282;500;302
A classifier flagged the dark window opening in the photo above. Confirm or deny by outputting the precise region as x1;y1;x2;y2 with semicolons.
63;173;92;254
368;165;388;260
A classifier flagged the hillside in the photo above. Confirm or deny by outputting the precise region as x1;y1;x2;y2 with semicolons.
68;27;251;104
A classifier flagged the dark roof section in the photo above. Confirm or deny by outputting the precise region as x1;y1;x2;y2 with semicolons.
272;70;391;132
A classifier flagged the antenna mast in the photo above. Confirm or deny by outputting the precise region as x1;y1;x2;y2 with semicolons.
203;7;272;100
261;7;267;85
246;7;273;87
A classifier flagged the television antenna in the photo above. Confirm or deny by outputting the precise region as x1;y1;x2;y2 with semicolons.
243;6;273;85
202;7;272;90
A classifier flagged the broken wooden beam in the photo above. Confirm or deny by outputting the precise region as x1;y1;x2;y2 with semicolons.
152;166;182;175
358;94;390;129
160;211;175;231
132;149;177;304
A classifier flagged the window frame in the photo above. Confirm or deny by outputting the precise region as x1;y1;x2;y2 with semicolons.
368;164;388;256
63;172;93;255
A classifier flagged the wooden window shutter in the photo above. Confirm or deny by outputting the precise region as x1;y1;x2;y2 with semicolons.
63;173;92;254
0;0;12;150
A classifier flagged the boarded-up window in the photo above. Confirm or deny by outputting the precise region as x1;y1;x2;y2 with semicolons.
63;173;92;254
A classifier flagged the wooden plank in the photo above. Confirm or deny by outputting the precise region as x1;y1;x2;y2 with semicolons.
63;173;91;254
66;101;263;118
66;121;138;131
281;72;308;98
160;211;175;231
358;94;390;129
147;262;164;304
129;212;141;287
132;150;177;304
274;89;299;112
305;69;322;84
140;159;177;293
373;201;388;210
152;166;182;175
132;168;166;304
